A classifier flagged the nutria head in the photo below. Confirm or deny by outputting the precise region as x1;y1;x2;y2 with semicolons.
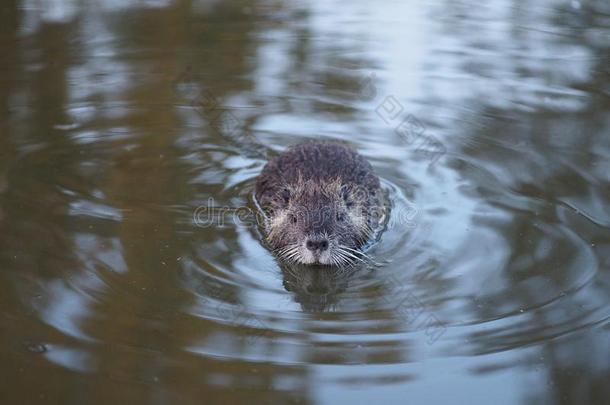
262;177;382;266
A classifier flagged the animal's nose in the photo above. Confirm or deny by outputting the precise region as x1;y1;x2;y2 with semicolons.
306;238;329;252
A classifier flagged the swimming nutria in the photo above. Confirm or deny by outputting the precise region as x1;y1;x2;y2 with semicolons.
255;141;384;266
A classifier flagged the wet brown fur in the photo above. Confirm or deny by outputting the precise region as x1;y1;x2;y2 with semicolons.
255;141;383;265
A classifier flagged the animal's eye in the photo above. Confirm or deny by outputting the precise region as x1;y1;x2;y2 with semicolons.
290;214;298;224
336;212;345;221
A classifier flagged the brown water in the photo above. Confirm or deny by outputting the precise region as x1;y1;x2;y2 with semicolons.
1;0;610;404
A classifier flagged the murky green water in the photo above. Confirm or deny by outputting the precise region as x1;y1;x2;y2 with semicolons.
1;0;610;404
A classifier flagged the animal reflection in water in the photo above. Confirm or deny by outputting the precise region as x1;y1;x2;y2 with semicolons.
280;263;358;312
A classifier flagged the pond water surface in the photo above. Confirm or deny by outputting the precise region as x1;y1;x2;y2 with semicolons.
1;0;610;404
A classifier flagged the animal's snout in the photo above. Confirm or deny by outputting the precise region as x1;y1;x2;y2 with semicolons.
306;238;329;252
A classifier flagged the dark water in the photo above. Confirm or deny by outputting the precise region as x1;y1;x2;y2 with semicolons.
1;0;610;404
